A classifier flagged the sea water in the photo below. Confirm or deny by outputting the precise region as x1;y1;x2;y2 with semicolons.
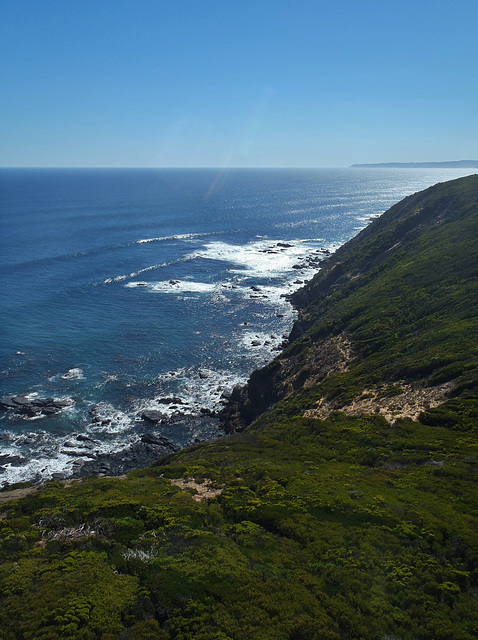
0;167;473;484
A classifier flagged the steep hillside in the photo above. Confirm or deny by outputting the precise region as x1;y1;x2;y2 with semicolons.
221;174;478;432
0;175;477;640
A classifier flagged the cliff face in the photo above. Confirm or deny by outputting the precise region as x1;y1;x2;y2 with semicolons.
221;173;478;432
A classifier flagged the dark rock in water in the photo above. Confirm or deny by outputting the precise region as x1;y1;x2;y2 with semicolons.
12;395;33;406
63;412;222;479
61;449;88;457
141;433;165;445
200;407;216;416
141;410;166;423
141;434;180;451
156;396;184;405
0;394;73;417
250;285;262;292
30;397;55;407
0;396;19;410
76;434;96;443
42;407;61;416
251;340;261;346
50;399;73;409
70;440;176;478
0;454;26;466
277;242;293;248
198;370;210;379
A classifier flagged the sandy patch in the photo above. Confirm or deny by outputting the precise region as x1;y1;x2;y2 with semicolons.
304;381;454;423
170;478;223;501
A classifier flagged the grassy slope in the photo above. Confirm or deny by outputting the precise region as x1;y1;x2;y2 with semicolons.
228;173;478;428
1;175;478;640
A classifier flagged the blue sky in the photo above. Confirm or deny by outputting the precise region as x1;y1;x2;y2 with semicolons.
1;0;477;167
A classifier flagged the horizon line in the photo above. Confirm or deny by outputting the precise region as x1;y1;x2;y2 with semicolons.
0;165;348;170
2;162;476;170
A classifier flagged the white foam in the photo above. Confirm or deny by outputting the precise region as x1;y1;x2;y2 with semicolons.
102;262;169;284
136;232;210;244
244;283;295;303
61;368;85;380
186;239;309;278
186;238;340;283
86;403;134;434
125;280;217;294
105;237;339;297
0;427;90;486
0;367;241;487
0;425;139;487
94;373;120;389
150;280;216;293
135;367;246;419
0;454;73;487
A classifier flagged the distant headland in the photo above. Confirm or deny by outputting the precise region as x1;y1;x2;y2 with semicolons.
350;160;478;169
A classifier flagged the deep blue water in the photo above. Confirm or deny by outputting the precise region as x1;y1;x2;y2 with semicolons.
0;167;473;484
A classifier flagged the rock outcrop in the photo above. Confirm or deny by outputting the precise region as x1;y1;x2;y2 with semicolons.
0;395;74;417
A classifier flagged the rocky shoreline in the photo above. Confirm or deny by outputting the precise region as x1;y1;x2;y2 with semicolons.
0;392;224;485
0;316;299;487
0;247;330;487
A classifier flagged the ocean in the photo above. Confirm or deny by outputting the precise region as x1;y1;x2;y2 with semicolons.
0;167;473;485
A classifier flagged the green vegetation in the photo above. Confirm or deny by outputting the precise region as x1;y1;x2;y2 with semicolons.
1;175;478;639
244;173;478;425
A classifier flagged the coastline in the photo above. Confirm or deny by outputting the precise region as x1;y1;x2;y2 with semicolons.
3;168;474;489
0;242;336;488
1;175;477;639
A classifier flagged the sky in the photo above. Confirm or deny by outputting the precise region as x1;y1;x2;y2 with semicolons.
1;0;477;168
